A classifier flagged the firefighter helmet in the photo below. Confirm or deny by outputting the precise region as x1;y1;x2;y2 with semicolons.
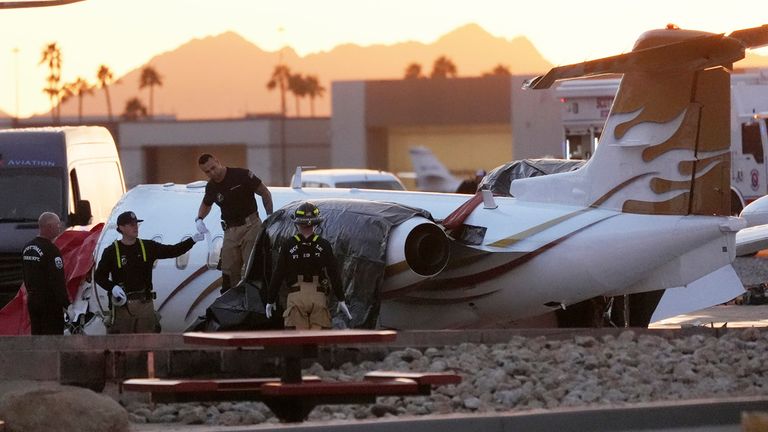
292;201;323;225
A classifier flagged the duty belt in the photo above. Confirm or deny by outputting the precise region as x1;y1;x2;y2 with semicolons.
287;284;328;295
221;211;259;230
126;291;155;301
286;276;327;294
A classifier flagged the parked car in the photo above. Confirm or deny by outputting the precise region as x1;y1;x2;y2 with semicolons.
293;168;406;191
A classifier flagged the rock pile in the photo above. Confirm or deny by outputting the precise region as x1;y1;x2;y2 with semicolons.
126;328;768;426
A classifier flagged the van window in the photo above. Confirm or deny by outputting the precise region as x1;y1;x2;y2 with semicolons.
0;167;64;221
71;161;125;221
742;122;764;164
336;180;405;190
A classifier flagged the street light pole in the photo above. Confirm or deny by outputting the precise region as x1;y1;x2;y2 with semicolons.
278;27;288;185
12;47;20;120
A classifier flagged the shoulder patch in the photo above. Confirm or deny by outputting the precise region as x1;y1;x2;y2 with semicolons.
54;256;64;270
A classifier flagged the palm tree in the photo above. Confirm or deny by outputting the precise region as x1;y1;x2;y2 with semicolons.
482;64;511;77
404;63;424;79
122;97;147;121
39;42;63;123
139;66;163;118
304;75;326;117
430;56;458;79
266;64;291;116
63;77;93;123
97;64;115;121
288;73;308;117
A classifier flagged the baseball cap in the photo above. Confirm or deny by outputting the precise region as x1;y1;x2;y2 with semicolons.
116;211;144;226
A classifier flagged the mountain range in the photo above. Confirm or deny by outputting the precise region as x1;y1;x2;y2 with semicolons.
29;23;768;120
49;23;552;120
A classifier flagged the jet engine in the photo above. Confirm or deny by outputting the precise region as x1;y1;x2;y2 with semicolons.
383;217;450;291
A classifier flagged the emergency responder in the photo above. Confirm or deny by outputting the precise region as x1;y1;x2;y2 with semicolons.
94;211;204;333
21;212;69;335
265;202;352;329
195;153;273;293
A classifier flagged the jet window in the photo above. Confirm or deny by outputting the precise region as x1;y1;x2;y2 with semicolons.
176;236;191;269
151;235;162;268
207;235;224;270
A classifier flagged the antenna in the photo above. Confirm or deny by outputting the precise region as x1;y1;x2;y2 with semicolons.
290;165;316;189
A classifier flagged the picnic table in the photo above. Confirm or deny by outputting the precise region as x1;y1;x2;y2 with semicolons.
124;329;461;422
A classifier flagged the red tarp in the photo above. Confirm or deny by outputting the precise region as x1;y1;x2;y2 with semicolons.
0;223;103;335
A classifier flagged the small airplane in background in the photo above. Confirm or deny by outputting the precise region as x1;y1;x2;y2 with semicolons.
64;24;768;334
407;146;464;192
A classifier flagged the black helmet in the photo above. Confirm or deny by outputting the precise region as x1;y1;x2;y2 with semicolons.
292;201;323;225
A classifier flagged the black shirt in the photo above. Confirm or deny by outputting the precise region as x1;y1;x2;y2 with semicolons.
95;238;194;295
21;236;69;307
267;233;345;304
203;167;263;223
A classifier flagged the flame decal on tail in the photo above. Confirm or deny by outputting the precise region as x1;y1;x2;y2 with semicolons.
512;26;759;216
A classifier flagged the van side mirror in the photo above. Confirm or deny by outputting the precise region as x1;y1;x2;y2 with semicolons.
69;199;92;226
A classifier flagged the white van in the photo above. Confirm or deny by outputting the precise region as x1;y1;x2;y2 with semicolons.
0;126;125;306
293;168;406;191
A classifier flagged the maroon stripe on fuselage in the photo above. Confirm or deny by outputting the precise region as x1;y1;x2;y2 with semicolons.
158;265;209;312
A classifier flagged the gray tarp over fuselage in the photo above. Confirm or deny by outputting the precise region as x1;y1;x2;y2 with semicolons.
195;199;433;331
479;158;586;197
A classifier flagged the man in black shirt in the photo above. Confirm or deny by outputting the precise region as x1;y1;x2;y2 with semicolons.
195;153;273;292
21;212;69;335
95;211;203;333
265;202;352;329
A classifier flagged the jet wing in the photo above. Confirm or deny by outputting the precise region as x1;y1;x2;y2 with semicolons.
736;224;768;256
650;264;745;323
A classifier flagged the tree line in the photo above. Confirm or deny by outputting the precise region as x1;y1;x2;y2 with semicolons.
38;44;510;122
39;42;163;122
265;65;325;117
404;55;511;79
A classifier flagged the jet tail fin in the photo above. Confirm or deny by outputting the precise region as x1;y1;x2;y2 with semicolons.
409;146;462;192
513;25;768;216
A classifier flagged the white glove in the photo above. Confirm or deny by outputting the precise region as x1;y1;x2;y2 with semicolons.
112;285;127;306
338;301;352;320
192;232;205;242
265;303;276;319
195;218;209;234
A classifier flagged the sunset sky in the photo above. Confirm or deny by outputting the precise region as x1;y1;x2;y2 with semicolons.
0;0;766;118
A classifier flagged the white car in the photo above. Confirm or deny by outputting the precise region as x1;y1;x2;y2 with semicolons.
293;168;406;191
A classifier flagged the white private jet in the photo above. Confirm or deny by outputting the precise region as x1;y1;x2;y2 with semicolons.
70;24;768;333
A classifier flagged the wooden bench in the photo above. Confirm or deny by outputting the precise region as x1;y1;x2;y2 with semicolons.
124;371;462;421
259;378;425;422
122;376;320;403
363;370;462;386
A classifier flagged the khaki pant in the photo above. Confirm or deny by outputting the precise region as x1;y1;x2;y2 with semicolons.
221;213;262;286
283;280;332;330
108;300;160;334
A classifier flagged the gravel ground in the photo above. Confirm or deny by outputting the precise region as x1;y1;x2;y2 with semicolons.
733;255;768;287
125;255;768;427
125;329;768;427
